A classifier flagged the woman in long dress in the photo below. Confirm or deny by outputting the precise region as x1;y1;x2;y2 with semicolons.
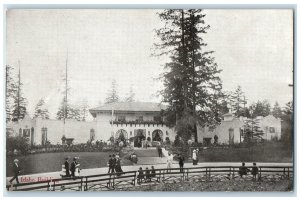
74;157;81;177
115;155;123;176
166;152;173;172
192;150;197;165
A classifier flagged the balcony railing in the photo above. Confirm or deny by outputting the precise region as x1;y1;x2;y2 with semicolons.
109;119;164;126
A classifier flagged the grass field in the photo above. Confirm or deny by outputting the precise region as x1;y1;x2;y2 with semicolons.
192;142;293;163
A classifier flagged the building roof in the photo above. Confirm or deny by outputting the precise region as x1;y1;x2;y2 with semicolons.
89;102;167;117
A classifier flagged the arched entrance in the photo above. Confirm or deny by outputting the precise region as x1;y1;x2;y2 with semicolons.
134;129;145;147
115;129;128;142
152;129;163;142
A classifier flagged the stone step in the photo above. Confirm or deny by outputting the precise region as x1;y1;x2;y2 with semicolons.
133;149;160;157
136;157;167;165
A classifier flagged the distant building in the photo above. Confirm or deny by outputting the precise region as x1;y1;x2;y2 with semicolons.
197;113;281;145
7;102;176;147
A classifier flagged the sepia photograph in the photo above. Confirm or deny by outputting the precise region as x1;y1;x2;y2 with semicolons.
4;7;294;193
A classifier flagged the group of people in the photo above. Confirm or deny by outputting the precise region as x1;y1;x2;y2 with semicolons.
137;166;156;184
239;162;259;180
107;154;124;176
64;157;81;178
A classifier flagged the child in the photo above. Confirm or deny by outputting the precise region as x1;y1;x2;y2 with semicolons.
137;167;144;184
251;162;259;180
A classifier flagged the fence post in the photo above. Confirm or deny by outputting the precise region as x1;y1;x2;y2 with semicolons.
80;177;83;191
232;167;235;180
288;167;290;178
85;177;88;191
259;167;262;180
186;169;189;181
205;168;208;180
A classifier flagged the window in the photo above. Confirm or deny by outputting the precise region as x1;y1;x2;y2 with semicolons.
23;129;30;137
19;128;22;137
137;116;143;122
90;129;95;141
153;116;162;122
208;127;214;132
166;131;169;136
41;127;47;146
269;127;275;133
118;116;126;122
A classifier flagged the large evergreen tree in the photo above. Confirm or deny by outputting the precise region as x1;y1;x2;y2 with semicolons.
33;98;50;119
5;65;17;122
105;80;119;104
155;9;223;142
11;64;27;122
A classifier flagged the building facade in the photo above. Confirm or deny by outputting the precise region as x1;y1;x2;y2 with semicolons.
7;103;281;146
7;102;176;147
89;102;176;147
197;113;282;145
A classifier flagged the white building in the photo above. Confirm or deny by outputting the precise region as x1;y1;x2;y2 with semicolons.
197;113;282;145
89;102;176;147
7;103;281;146
7;102;176;147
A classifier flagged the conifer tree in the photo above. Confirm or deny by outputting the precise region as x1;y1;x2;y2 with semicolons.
124;85;135;102
272;101;282;118
34;98;50;119
105;80;119;104
155;9;223;142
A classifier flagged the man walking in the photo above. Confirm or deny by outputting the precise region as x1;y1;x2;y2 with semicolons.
110;154;116;173
64;157;70;177
9;159;21;184
178;154;185;173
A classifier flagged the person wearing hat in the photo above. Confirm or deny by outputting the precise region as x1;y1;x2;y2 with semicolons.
70;157;77;178
9;159;21;184
64;157;70;177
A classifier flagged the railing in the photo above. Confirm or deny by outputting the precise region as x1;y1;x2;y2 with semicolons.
6;165;293;191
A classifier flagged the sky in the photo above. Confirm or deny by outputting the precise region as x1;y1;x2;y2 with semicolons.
6;9;293;119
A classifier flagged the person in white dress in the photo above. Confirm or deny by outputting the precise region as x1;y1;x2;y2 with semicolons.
166;152;173;172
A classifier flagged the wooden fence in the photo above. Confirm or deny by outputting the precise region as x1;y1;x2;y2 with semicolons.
6;165;293;191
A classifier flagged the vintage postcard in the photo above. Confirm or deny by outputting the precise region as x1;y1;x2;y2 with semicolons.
5;8;294;193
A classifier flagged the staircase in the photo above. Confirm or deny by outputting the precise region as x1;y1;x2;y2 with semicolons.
133;148;159;157
132;148;166;165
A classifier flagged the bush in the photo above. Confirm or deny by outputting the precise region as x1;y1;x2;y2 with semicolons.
6;136;30;155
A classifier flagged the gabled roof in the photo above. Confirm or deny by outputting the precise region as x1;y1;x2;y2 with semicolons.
89;102;167;117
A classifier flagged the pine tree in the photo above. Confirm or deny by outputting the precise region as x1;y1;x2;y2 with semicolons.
56;99;81;121
105;80;119;104
78;98;89;121
11;63;27;122
249;100;271;117
230;85;247;117
155;9;223;142
5;65;18;122
33;98;50;119
272;101;282;118
124;85;135;102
